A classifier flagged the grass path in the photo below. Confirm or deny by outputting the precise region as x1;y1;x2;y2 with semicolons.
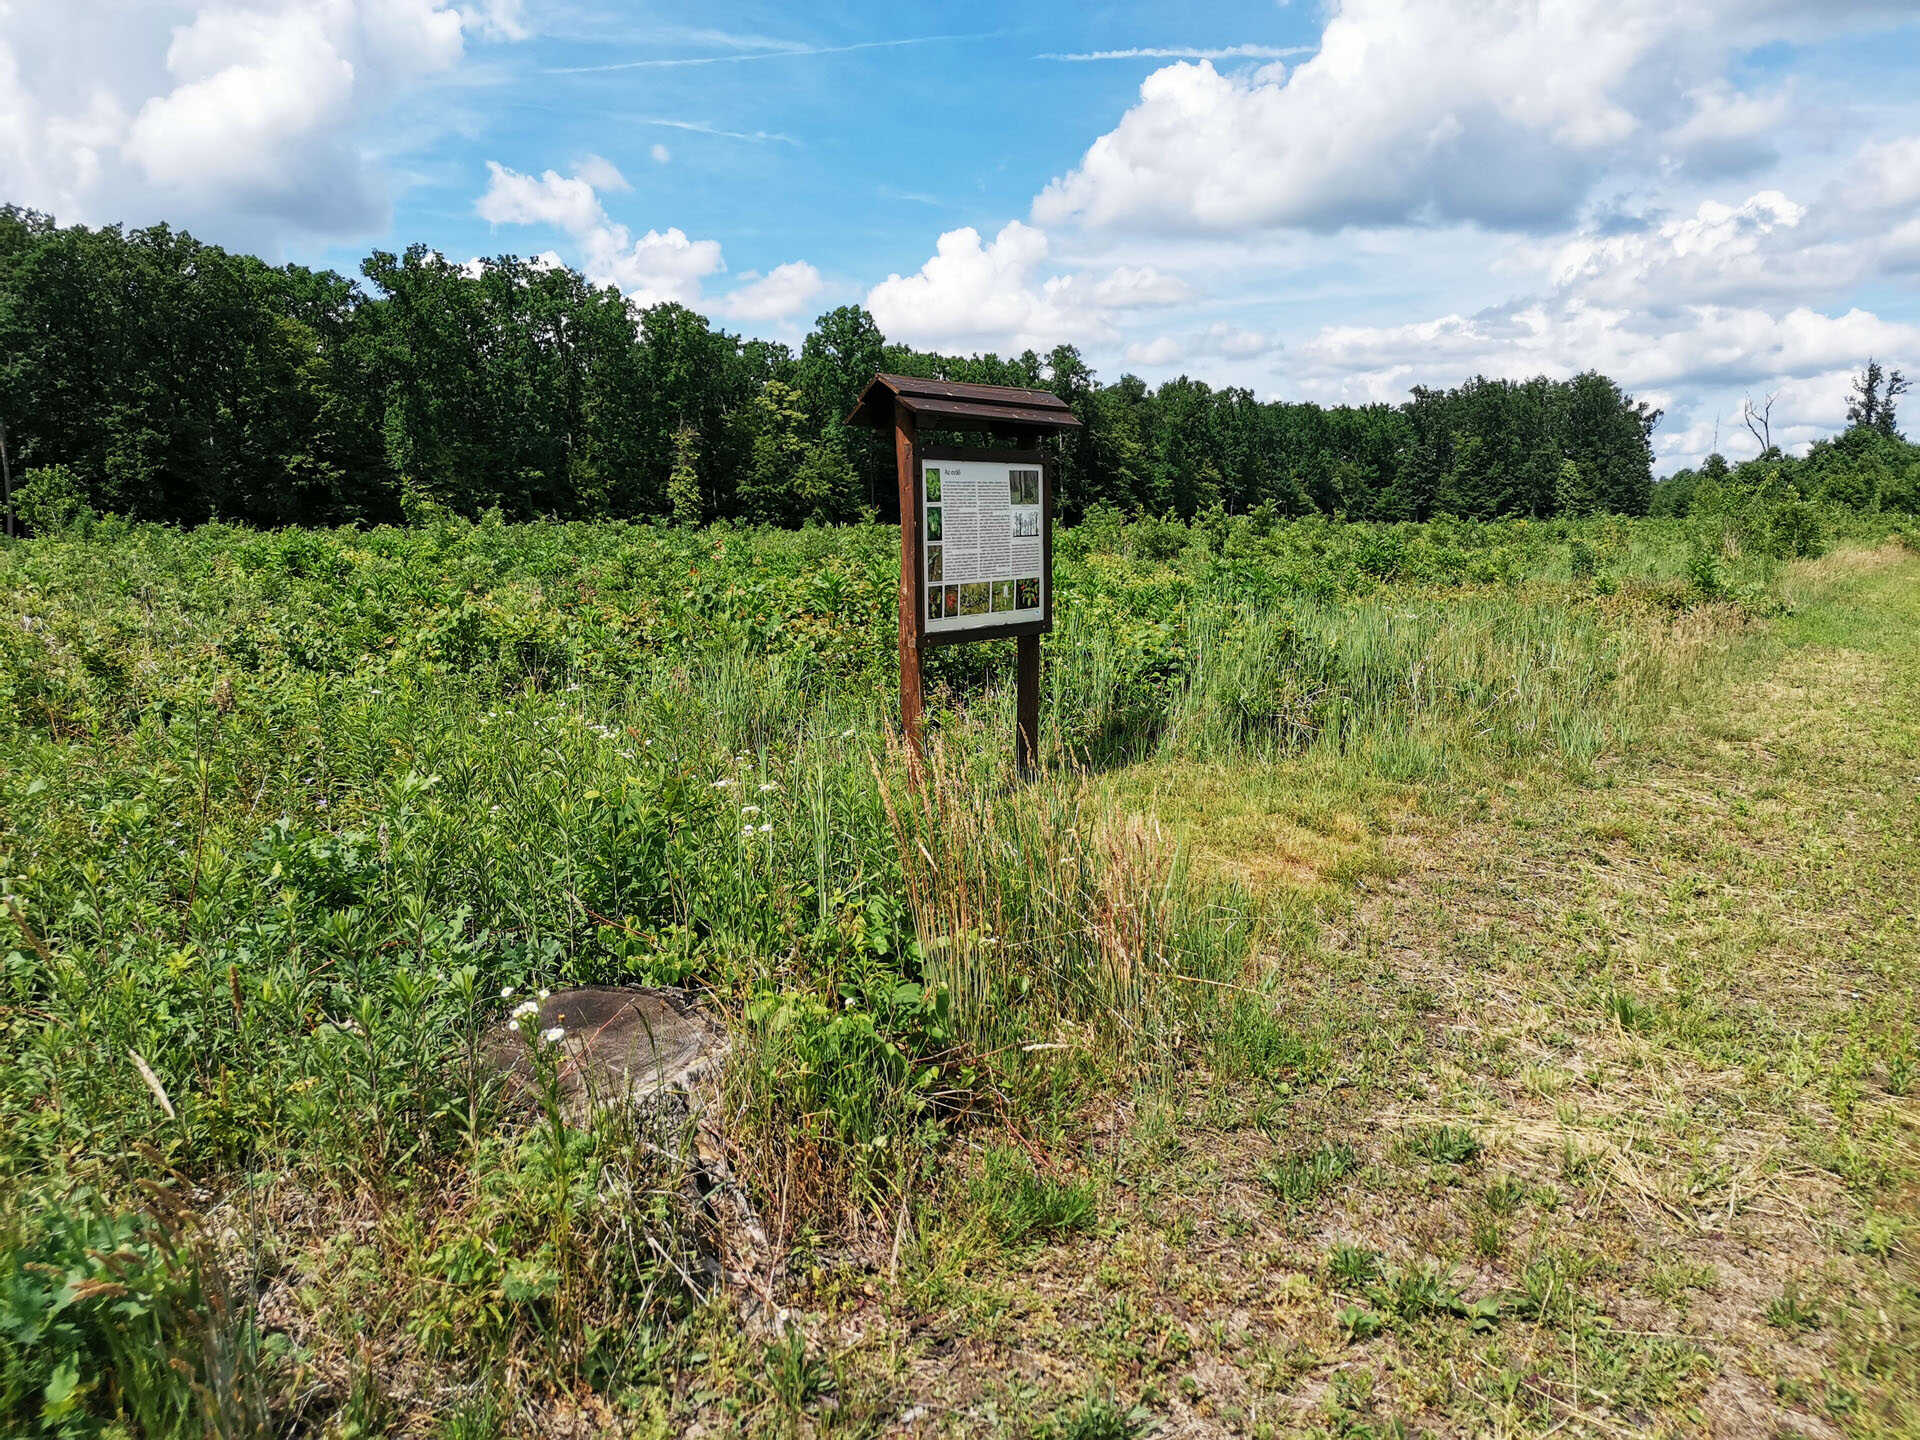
801;547;1920;1438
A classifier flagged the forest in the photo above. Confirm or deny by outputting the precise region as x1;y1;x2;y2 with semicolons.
0;206;1675;530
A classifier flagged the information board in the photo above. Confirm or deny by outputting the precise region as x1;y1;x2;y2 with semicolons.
919;452;1049;639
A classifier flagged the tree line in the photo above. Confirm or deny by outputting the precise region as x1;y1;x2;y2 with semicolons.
1653;360;1919;519
2;206;1676;531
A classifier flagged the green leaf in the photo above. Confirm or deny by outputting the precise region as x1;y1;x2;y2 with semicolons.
42;1355;82;1420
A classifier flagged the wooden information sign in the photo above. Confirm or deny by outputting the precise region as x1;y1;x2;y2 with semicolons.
847;374;1081;775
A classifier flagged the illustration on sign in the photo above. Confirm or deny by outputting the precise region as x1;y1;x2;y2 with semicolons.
922;459;1046;634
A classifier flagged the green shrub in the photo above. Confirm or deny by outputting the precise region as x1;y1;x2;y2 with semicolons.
12;466;95;537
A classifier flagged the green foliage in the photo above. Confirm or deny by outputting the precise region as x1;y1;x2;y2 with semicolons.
1405;1125;1483;1166
0;506;1821;1428
1766;1282;1822;1332
1260;1141;1358;1204
667;424;702;527
11;467;94;536
969;1148;1100;1248
0;208;1673;529
1038;1389;1148;1440
1327;1244;1383;1288
0;1189;269;1440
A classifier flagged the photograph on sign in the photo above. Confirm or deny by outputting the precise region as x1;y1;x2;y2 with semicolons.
922;456;1047;635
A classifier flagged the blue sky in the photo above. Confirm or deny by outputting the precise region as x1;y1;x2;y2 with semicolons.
6;0;1920;469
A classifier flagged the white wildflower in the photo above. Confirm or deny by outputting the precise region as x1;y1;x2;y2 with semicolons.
741;824;754;836
500;985;515;999
711;778;736;789
741;804;760;817
840;727;855;739
537;988;550;1001
542;1026;565;1043
757;823;771;834
757;782;779;793
511;1000;539;1020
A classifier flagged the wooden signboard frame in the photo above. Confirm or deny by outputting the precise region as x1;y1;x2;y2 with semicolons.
849;373;1081;777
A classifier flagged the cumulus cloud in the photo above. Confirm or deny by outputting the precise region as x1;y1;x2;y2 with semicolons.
477;161;607;234
1537;191;1854;308
476;159;728;307
0;0;519;239
1032;0;1908;235
1837;135;1920;216
584;227;724;307
1664;83;1791;177
867;223;1211;352
1287;201;1920;466
868;222;1060;349
1125;321;1278;369
721;261;826;323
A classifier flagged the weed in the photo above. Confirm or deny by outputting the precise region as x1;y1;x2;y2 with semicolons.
971;1148;1100;1249
1406;1125;1482;1166
1260;1141;1359;1205
1328;1244;1384;1289
1856;1213;1907;1260
1336;1306;1384;1342
1039;1388;1148;1440
1604;986;1658;1033
1508;1255;1580;1325
1767;1283;1822;1332
1482;1175;1528;1215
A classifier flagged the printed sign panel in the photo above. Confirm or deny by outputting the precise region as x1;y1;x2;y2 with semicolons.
920;457;1046;636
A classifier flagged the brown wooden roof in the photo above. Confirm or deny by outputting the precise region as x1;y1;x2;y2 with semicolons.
846;373;1082;434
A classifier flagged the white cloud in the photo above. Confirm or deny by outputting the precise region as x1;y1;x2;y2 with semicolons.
582;226;724;306
1125;336;1184;367
459;0;528;42
477;161;607;233
650;143;671;164
1125;321;1278;369
1664;83;1791;176
867;221;1068;350
1837;135;1920;216
475;159;727;306
722;261;825;323
867;223;1211;352
1206;322;1277;358
1083;265;1194;308
1032;0;1910;235
0;0;519;240
573;153;629;192
1540;191;1838;308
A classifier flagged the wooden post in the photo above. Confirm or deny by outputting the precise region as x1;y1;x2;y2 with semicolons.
894;405;924;767
1015;632;1040;777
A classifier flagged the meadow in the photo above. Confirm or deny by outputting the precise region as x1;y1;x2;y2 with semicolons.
2;502;1909;1437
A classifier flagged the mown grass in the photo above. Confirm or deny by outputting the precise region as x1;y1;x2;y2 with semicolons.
0;509;1892;1436
821;542;1918;1437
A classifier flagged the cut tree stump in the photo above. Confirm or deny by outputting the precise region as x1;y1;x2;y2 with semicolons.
479;985;785;1331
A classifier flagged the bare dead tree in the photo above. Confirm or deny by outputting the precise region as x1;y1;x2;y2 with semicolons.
0;420;12;539
1741;390;1777;456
